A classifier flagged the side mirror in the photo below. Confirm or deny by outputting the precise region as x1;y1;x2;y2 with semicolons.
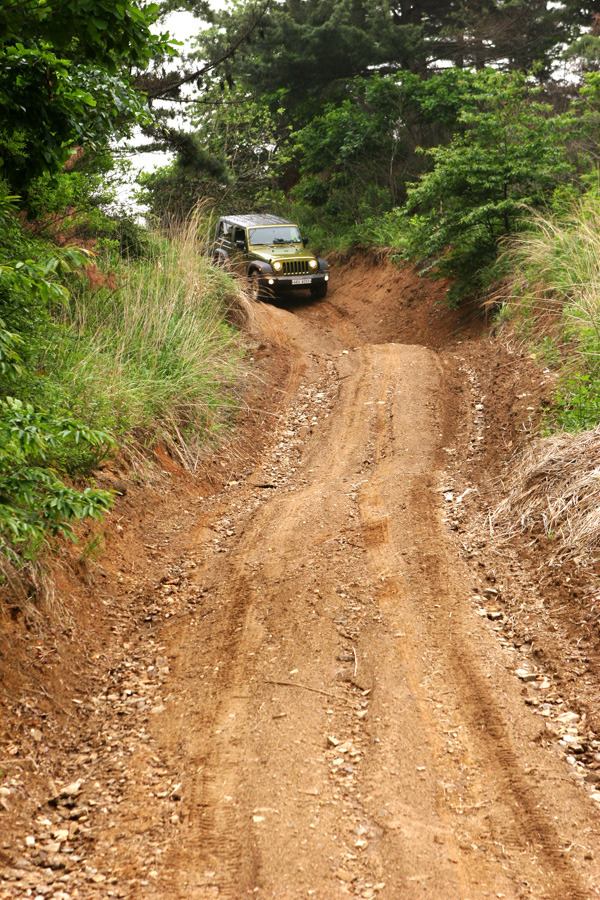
302;237;308;247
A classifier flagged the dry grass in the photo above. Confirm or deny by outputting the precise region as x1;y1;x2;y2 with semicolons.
492;427;600;560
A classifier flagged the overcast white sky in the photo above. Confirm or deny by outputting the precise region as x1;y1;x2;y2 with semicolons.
116;7;221;213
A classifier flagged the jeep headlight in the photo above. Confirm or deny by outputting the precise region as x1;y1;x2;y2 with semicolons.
273;260;282;272
309;259;318;269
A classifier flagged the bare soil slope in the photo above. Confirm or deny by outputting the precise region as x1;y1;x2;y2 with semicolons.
2;257;600;900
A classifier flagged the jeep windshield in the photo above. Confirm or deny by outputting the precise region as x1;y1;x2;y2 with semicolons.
248;225;301;246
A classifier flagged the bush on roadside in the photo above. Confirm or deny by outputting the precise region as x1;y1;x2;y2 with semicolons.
503;187;600;432
399;70;573;302
0;192;114;563
0;184;244;566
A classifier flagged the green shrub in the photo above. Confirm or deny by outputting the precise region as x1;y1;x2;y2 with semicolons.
399;70;573;300
548;372;600;433
0;187;244;565
505;187;600;431
0;396;113;562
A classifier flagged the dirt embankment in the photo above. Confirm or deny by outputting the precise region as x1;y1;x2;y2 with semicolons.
1;255;600;900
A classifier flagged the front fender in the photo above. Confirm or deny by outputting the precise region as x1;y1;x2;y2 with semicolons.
248;260;274;275
317;257;329;272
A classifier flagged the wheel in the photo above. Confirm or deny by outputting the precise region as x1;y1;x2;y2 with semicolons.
310;281;328;299
214;252;231;271
249;271;264;302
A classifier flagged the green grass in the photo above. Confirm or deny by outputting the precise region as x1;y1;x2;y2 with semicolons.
503;188;600;432
0;207;245;566
41;215;245;467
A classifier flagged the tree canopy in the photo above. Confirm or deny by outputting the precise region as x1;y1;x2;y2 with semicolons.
0;0;172;193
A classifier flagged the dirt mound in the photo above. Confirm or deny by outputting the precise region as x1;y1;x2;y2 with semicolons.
275;252;482;351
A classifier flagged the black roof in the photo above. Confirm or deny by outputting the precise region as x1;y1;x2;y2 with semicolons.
220;214;292;228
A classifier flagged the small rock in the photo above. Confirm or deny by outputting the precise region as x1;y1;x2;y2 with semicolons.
516;670;538;683
13;857;31;870
68;807;88;820
170;783;183;801
59;780;83;799
335;869;354;883
561;735;583;751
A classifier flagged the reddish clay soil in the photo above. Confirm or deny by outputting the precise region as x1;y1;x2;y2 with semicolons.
2;256;600;900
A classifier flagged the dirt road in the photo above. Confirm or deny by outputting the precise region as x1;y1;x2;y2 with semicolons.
2;262;600;899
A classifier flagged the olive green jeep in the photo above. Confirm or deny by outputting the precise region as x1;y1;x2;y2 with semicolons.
211;214;330;301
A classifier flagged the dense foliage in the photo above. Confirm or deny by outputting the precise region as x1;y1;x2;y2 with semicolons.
0;2;242;570
0;0;172;195
141;1;600;287
504;188;600;433
0;189;114;562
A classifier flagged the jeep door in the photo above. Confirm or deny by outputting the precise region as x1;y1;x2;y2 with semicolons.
231;226;248;275
213;220;232;265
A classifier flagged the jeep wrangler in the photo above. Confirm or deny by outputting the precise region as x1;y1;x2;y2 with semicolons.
211;214;329;301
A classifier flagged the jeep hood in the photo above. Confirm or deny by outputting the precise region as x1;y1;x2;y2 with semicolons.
250;245;314;263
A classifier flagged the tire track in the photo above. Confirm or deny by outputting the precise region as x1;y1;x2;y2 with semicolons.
145;311;598;899
357;342;591;900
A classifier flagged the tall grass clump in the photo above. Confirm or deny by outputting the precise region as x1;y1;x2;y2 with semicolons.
505;188;600;432
44;214;246;468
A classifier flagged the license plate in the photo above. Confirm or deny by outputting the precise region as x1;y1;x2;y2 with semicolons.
292;277;311;285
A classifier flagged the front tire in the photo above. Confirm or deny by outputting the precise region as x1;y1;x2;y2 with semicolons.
214;253;231;271
249;271;264;302
310;281;328;299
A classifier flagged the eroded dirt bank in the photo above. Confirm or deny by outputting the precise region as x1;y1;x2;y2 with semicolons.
2;257;600;899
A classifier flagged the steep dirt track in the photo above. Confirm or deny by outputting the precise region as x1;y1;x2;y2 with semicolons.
3;263;600;900
134;290;597;899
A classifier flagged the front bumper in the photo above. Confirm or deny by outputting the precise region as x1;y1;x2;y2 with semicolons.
259;273;329;292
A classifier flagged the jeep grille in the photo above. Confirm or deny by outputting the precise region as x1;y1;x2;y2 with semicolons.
282;259;310;276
